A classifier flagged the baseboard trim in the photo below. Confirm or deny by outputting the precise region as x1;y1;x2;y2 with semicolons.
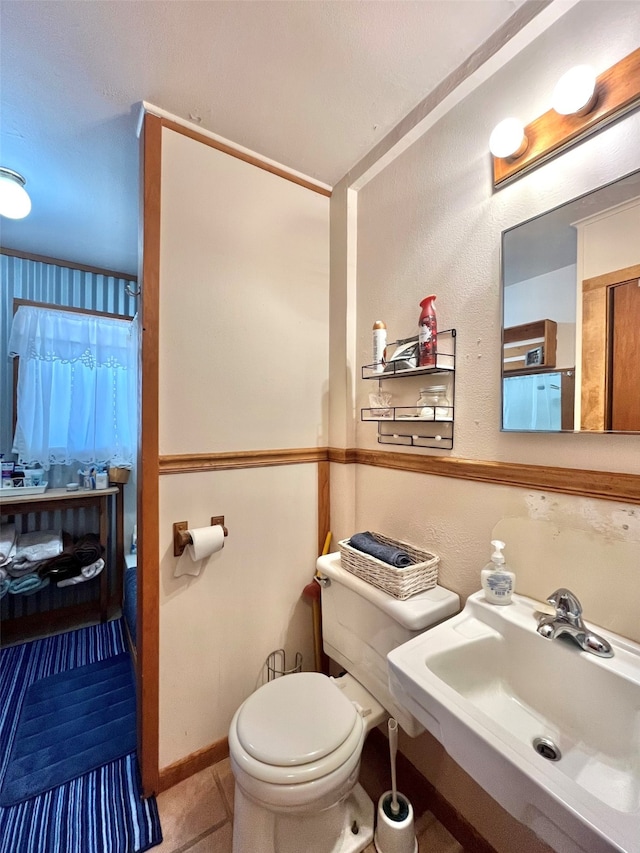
367;729;497;853
158;737;230;794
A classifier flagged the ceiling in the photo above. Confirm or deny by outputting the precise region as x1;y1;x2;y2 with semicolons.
0;0;525;276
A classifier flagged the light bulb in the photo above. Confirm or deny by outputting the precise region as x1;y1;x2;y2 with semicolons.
0;168;31;219
552;65;597;116
489;118;528;160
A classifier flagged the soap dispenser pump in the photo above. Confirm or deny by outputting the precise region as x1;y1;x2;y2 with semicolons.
481;539;515;605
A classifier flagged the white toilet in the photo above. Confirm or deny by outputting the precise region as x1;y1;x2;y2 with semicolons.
229;552;459;853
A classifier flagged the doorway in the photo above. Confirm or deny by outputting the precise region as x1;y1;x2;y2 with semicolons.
609;278;640;430
580;263;640;430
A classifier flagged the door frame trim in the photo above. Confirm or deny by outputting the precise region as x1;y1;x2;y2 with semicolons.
138;113;162;795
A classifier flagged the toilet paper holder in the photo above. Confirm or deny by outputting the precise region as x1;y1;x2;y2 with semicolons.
173;517;229;556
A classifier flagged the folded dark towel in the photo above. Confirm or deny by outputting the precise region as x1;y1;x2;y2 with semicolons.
37;532;104;579
348;532;413;568
74;533;104;567
43;564;84;582
37;552;78;579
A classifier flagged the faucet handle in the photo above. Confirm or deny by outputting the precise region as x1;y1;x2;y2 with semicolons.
547;588;583;623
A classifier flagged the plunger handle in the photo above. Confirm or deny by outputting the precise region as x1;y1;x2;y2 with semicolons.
388;717;400;816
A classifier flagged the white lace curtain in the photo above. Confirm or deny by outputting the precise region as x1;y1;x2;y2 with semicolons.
8;305;138;470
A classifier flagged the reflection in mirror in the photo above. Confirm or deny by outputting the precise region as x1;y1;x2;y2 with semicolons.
501;170;640;433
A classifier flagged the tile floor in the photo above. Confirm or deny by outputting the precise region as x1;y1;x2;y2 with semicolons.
154;749;464;853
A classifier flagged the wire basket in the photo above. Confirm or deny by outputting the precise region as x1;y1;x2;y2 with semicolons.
338;533;439;600
266;649;303;681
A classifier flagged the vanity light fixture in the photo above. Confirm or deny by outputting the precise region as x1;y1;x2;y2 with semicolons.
489;118;528;160
551;65;597;116
491;47;640;188
0;168;32;219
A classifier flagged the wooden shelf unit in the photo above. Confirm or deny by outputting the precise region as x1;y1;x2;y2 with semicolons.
0;486;124;638
503;319;557;374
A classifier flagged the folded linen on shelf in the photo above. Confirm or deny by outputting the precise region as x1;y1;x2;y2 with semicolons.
0;578;9;598
8;574;50;596
348;531;414;568
57;558;105;587
12;530;62;567
0;546;16;570
38;533;104;580
0;523;17;565
0;567;7;582
73;533;103;567
7;560;47;578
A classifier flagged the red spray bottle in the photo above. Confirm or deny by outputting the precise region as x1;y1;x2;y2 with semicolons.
418;295;437;367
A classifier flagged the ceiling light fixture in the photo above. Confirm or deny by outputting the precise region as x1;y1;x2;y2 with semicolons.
552;65;597;116
0;168;32;219
489;118;528;160
491;47;640;189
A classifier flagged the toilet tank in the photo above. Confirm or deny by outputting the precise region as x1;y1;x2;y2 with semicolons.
316;553;459;736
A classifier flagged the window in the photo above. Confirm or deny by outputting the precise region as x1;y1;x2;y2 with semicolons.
8;305;138;469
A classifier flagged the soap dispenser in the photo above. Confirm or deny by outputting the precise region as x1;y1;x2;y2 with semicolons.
481;539;515;605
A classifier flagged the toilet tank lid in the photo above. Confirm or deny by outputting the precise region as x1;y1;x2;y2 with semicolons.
316;553;460;631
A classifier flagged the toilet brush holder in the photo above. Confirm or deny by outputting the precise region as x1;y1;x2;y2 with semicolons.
374;791;417;853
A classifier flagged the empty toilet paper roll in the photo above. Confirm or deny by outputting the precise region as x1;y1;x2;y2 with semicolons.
187;524;225;562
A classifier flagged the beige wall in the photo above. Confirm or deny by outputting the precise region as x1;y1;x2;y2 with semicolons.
578;198;640;280
331;3;640;851
158;127;329;768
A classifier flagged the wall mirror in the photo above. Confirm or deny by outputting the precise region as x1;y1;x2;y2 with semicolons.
501;169;640;433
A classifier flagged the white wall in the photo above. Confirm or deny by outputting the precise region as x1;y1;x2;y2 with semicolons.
332;3;640;850
578;197;640;280
158;127;329;767
504;264;576;327
504;264;576;369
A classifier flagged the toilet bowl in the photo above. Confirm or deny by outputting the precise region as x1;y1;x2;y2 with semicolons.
230;671;384;853
229;553;460;853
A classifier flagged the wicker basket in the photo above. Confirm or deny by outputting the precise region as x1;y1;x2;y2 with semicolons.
338;532;439;600
108;467;131;484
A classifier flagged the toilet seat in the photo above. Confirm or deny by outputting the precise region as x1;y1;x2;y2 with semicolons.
238;672;358;765
230;672;365;786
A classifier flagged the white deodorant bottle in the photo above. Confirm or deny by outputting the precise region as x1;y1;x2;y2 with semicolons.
372;321;387;373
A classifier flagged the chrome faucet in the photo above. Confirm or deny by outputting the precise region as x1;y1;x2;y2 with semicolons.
536;588;614;658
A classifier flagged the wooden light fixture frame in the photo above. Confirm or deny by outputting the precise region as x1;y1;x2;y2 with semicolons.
493;48;640;188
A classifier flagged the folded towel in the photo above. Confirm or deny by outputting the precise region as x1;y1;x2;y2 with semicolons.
8;574;50;595
38;531;104;578
0;545;16;569
0;578;9;599
41;563;83;582
57;558;105;587
0;523;17;563
37;552;78;579
348;532;414;568
7;560;47;578
12;530;62;566
73;533;104;567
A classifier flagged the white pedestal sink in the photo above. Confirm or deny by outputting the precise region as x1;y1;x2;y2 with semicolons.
387;590;640;853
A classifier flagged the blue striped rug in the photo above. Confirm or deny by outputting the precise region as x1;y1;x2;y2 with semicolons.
0;620;162;853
